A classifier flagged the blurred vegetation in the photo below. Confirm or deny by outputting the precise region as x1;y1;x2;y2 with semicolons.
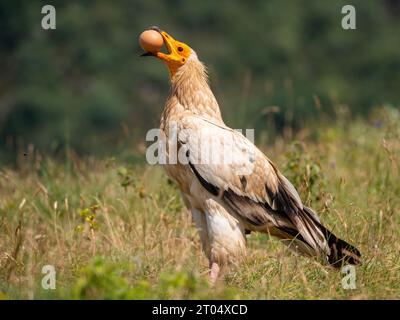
1;0;400;164
0;106;399;299
70;257;235;299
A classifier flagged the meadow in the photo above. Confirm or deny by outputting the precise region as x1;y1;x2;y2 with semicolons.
0;106;399;299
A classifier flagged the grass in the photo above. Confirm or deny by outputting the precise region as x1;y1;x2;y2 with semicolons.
0;106;399;299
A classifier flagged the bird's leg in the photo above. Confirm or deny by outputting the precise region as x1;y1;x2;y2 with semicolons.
209;262;220;285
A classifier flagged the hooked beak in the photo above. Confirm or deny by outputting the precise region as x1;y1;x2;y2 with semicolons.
139;26;181;64
140;26;191;78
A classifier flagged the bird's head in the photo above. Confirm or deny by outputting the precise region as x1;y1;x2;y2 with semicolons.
141;27;193;78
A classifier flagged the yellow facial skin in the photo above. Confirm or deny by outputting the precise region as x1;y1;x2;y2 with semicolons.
155;31;191;77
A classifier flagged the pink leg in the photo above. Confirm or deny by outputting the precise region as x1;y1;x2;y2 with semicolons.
210;262;220;284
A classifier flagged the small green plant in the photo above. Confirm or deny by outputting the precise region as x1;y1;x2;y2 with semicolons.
71;258;138;299
117;166;136;191
69;258;214;300
76;204;99;232
283;141;326;206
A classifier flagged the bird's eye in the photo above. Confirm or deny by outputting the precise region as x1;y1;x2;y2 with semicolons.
178;47;183;52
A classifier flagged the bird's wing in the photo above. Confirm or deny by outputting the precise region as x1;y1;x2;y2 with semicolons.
176;115;326;251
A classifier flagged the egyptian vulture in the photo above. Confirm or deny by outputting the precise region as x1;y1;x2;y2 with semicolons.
141;27;361;282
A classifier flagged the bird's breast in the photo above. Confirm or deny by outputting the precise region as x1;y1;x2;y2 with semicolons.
163;162;193;194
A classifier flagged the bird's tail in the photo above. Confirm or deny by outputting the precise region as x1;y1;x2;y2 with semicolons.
273;206;362;268
317;223;362;267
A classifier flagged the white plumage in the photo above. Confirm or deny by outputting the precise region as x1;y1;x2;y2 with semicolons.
147;28;361;282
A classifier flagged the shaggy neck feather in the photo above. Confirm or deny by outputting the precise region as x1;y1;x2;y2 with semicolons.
162;55;223;124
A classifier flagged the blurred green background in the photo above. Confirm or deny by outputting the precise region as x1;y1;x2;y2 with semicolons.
1;0;399;164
